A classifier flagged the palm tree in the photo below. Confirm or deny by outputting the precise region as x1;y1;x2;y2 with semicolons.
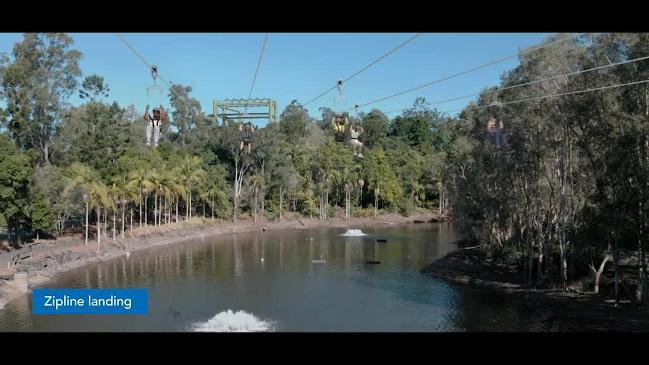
158;169;175;225
168;167;186;223
87;180;111;246
64;162;99;246
148;169;162;227
125;182;139;234
127;167;154;228
107;181;127;240
410;181;425;209
114;176;137;238
178;155;207;221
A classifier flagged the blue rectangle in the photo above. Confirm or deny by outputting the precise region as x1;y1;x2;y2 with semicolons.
32;289;148;315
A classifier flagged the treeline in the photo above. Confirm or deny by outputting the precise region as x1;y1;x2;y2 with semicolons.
3;33;648;307
445;33;649;306
0;34;453;247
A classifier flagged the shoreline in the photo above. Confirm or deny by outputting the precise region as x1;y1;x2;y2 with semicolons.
0;212;447;310
421;245;649;331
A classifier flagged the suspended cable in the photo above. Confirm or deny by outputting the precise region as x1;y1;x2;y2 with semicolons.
384;53;649;114
115;33;191;106
351;33;584;111
248;33;269;99
302;33;423;107
437;78;649;115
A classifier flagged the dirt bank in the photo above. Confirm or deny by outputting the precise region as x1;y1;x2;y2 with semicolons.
421;246;649;331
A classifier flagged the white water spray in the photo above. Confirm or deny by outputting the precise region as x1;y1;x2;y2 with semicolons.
190;310;274;332
341;229;367;237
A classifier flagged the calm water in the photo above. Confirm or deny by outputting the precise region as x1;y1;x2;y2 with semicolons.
0;223;572;331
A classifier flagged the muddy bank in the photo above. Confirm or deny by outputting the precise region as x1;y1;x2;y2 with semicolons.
0;212;447;310
421;247;649;331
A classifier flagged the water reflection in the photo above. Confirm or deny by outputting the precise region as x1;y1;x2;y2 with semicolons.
0;223;571;332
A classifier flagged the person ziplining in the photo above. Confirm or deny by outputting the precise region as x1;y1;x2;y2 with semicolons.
331;79;350;143
332;113;349;143
486;116;507;147
144;105;168;147
144;65;167;147
239;122;255;154
349;123;364;158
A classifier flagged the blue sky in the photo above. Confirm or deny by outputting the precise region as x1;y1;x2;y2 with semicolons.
0;33;552;125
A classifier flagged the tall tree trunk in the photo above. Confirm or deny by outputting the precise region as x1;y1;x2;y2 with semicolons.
211;198;215;220
130;209;133;233
96;204;101;245
345;187;350;221
113;211;116;240
139;191;142;228
537;240;544;285
121;203;126;239
325;188;329;220
528;233;534;287
154;193;158;227
42;143;49;165
144;195;148;228
279;186;283;221
590;253;611;295
374;185;379;218
85;200;89;246
614;237;620;306
176;196;179;223
560;245;567;291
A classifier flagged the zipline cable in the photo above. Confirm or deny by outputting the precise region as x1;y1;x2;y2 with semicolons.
350;33;584;112
302;33;424;107
384;53;649;114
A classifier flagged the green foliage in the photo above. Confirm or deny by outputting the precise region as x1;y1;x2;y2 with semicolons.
0;134;33;240
363;147;403;210
0;33;82;164
280;100;310;140
361;109;389;149
444;33;649;296
56;101;135;177
29;191;56;234
79;74;110;101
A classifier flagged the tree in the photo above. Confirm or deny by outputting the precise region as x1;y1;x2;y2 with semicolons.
33;164;82;236
64;162;102;245
29;190;55;240
79;74;110;102
201;165;230;220
168;84;203;146
127;164;154;228
0;134;33;245
178;155;207;220
0;33;82;164
361;109;389;149
55;102;133;175
363;147;403;216
280;100;310;140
